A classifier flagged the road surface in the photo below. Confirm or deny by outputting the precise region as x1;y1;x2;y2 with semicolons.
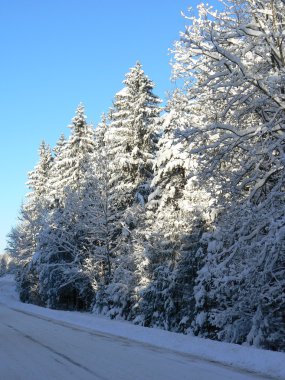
0;304;270;380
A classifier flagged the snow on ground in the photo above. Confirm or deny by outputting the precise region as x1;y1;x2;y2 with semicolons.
1;275;285;380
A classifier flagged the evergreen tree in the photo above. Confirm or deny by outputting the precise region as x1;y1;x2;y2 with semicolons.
7;141;53;303
94;63;162;319
93;114;113;283
33;105;98;309
26;141;53;205
35;181;98;310
136;91;213;331
53;133;66;157
48;103;96;205
106;61;162;207
14;105;98;308
7;140;53;268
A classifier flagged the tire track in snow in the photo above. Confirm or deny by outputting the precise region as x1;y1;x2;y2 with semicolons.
4;322;109;380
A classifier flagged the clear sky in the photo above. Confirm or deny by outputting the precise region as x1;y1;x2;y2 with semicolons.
0;0;204;253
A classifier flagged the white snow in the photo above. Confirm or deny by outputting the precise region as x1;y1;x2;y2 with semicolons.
1;275;285;380
116;87;129;97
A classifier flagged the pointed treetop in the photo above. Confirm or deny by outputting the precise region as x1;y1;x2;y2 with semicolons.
38;140;51;157
69;103;87;131
125;61;145;81
95;113;108;139
98;112;108;128
26;140;53;197
122;61;159;98
53;134;66;157
135;60;142;68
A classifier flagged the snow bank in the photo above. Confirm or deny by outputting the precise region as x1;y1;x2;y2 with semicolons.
1;275;284;379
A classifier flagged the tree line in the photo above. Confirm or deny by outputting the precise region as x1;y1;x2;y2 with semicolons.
4;0;285;352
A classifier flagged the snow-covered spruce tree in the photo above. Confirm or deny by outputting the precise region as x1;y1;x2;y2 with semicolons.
26;105;98;309
26;141;54;207
48;103;96;206
94;63;162;320
172;0;285;350
34;175;101;310
106;61;162;208
53;133;66;158
92;115;126;315
7;142;53;303
136;90;214;331
0;253;14;276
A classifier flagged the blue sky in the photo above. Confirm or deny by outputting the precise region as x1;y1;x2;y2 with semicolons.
0;0;204;253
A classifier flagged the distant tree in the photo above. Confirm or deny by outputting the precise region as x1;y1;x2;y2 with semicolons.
0;253;14;276
6;141;53;302
7;141;53;268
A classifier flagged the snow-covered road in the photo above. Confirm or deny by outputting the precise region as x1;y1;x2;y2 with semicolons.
0;303;270;380
1;276;285;380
